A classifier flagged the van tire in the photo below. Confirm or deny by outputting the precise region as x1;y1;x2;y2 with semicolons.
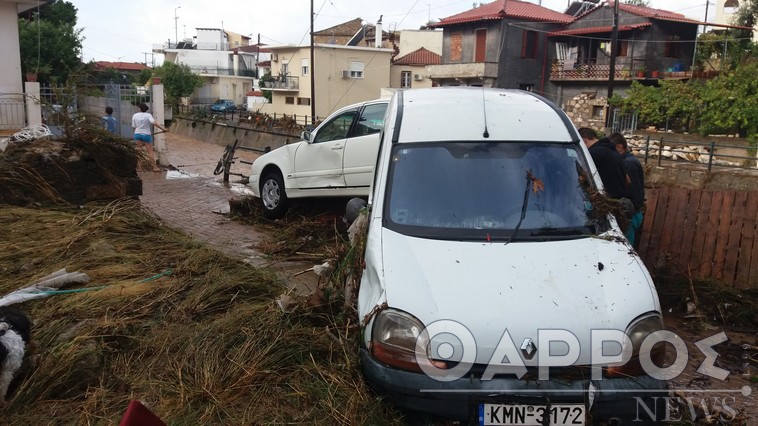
260;172;288;219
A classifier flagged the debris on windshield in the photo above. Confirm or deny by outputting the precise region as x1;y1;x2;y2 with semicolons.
526;169;545;193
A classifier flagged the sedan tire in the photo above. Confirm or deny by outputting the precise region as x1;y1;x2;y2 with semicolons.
260;172;288;219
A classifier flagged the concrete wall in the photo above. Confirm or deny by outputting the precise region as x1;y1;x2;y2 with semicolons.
170;118;296;152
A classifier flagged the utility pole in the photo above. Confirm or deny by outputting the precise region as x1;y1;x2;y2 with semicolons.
256;33;260;79
310;0;316;123
605;0;620;131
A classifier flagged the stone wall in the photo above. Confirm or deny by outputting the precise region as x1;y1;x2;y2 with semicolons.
563;92;608;131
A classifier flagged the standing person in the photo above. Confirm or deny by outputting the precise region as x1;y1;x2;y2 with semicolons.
610;132;645;248
131;103;167;172
578;127;633;231
101;106;118;134
578;127;629;199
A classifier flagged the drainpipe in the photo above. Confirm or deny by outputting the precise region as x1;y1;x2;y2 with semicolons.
540;32;548;95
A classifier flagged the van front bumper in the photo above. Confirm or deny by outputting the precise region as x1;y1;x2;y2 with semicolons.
360;348;668;424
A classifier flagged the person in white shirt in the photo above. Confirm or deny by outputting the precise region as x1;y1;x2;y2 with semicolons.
131;103;167;172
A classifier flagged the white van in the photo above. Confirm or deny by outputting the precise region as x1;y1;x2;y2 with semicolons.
357;87;667;424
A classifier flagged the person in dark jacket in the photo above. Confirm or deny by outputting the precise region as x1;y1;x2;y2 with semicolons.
610;132;645;248
578;128;629;199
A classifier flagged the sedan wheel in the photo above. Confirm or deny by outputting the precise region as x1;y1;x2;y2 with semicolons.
260;172;288;219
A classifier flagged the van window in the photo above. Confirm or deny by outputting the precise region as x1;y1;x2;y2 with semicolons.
384;142;601;240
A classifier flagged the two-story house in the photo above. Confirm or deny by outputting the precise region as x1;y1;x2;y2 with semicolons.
262;43;393;120
545;1;750;107
427;0;573;90
153;28;255;106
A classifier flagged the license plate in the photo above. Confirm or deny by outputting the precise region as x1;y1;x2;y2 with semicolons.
479;404;585;425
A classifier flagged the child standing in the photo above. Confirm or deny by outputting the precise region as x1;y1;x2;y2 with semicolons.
102;106;118;134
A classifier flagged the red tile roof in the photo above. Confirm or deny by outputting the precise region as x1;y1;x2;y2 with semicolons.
393;47;441;65
237;44;271;53
431;0;574;27
94;61;150;71
548;22;651;37
578;1;752;29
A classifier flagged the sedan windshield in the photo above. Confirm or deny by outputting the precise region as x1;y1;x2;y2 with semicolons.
384;142;602;240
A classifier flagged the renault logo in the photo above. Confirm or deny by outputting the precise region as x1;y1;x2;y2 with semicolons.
521;338;537;360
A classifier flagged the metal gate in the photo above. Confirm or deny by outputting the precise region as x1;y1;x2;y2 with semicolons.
102;84;151;138
611;109;638;135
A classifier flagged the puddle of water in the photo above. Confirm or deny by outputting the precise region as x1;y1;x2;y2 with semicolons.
229;183;254;196
166;170;201;179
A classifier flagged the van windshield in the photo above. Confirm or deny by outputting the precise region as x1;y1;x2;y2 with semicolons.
383;141;604;240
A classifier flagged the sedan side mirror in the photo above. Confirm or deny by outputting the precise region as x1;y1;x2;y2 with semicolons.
301;130;311;142
345;197;368;225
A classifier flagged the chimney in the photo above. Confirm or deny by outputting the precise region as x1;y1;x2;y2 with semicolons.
375;15;383;48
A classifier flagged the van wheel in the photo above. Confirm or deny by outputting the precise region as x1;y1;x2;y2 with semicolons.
260;172;288;219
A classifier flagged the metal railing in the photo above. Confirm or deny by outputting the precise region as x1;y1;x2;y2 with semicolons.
634;136;758;171
176;105;322;130
187;67;256;77
260;76;299;90
0;94;26;130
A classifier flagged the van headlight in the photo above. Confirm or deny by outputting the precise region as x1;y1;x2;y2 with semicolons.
370;309;427;372
607;313;665;377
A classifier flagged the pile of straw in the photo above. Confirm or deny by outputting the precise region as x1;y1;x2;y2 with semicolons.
0;200;401;424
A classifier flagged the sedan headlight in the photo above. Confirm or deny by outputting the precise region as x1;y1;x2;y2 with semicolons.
607;313;665;377
370;309;426;372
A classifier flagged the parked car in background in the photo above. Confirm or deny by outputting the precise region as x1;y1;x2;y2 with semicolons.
357;87;667;424
248;98;388;219
210;99;236;113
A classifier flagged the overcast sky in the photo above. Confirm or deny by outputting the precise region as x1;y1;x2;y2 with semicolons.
72;0;713;65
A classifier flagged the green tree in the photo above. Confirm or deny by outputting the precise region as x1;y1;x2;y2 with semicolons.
18;0;83;84
151;62;204;110
698;60;758;143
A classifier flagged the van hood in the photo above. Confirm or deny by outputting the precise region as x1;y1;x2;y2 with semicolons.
379;228;660;365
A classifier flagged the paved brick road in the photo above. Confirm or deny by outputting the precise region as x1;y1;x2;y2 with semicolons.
138;133;265;264
138;132;319;294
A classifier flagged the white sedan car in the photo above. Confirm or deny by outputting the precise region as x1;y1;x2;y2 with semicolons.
249;99;388;218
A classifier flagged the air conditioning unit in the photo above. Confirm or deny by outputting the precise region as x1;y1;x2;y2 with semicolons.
271;53;278;61
414;74;424;81
340;70;350;79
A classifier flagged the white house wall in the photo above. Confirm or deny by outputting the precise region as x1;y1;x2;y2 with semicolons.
0;2;23;95
390;65;434;89
398;29;443;57
175;50;232;70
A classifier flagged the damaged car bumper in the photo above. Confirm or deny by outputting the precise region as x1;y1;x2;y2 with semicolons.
361;348;668;424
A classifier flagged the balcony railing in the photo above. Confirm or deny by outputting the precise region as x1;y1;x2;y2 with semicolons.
260;76;299;91
187;67;256;77
550;58;716;81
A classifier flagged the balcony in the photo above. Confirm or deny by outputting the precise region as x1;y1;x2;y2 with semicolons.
428;62;499;79
261;76;299;91
550;59;718;82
